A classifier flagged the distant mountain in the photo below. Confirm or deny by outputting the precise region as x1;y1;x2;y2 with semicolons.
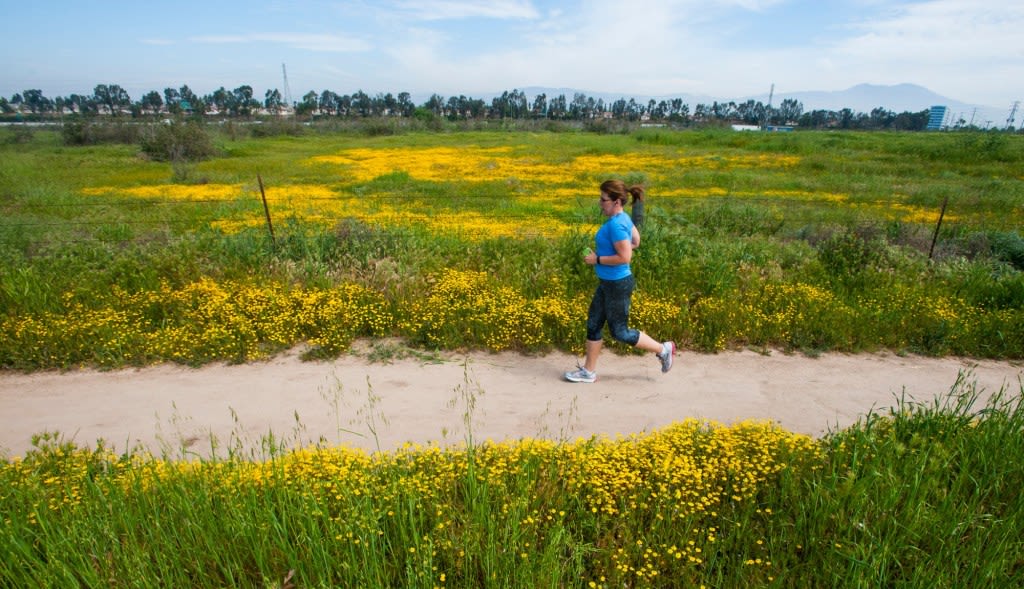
751;83;949;113
466;83;1010;128
761;84;1011;127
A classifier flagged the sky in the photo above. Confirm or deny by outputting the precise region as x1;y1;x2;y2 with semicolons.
2;0;1021;109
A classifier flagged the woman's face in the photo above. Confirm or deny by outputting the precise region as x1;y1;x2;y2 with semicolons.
599;192;617;216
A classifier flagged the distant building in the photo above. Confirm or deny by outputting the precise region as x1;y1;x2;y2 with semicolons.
927;105;947;130
731;124;794;132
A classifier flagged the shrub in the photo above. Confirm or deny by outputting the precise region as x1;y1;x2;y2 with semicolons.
693;202;785;237
138;120;216;162
3;125;34;144
358;117;402;136
61;120;140;146
816;228;886;283
249;118;305;138
989;231;1024;270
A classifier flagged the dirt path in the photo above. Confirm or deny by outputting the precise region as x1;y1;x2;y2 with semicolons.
2;345;1021;459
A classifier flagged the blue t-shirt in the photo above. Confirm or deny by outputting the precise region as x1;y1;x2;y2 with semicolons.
594;212;633;281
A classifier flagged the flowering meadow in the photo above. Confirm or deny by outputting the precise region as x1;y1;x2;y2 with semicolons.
1;128;1022;368
2;125;1023;586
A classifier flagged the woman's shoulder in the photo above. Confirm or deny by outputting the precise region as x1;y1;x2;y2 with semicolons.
606;212;633;235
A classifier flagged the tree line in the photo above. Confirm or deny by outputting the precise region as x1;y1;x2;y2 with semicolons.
0;82;972;131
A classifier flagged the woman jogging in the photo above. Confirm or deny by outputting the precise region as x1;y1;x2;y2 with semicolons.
564;180;675;383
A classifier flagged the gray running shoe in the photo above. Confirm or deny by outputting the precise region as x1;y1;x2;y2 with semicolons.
564;366;597;383
659;342;676;373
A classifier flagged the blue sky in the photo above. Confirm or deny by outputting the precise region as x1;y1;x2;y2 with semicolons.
2;0;1020;108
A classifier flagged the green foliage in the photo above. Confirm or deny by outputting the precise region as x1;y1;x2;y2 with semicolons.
988;230;1024;270
582;117;633;134
138;120;216;162
412;107;445;131
777;376;1024;586
692;201;786;237
2;125;34;145
61;119;141;145
951;130;1016;163
247;118;305;138
358;117;403;136
815;228;888;291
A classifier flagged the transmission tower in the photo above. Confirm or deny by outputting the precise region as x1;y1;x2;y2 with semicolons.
281;63;293;113
762;83;774;130
1007;101;1020;130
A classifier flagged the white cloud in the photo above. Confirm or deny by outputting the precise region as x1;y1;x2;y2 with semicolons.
385;0;723;96
841;1;1020;61
801;0;1024;104
191;32;371;52
390;0;540;20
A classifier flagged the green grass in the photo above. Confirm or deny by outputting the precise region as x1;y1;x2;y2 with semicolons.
772;375;1024;586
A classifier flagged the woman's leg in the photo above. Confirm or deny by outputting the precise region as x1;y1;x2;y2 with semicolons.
582;338;603;372
582;283;608;371
604;276;672;361
604;276;643;347
566;287;608;382
633;331;664;354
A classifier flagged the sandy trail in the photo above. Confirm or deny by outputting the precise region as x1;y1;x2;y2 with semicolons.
2;345;1021;459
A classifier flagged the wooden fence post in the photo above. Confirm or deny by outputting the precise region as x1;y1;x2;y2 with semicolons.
928;195;949;261
257;174;276;246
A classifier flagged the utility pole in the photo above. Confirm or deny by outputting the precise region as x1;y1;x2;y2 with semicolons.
1007;101;1020;130
763;83;774;130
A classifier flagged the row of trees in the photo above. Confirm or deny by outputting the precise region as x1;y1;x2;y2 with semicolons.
0;83;969;131
2;84;805;126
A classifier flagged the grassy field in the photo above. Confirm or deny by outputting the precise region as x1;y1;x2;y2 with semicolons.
1;124;1022;368
1;123;1023;586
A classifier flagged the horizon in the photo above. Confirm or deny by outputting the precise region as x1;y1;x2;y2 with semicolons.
2;1;1021;110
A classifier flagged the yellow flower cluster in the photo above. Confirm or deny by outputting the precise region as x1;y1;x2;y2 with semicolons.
1;278;390;367
690;282;854;351
405;268;550;351
338;203;573;240
627;291;682;335
78;145;811;241
310;146;799;185
846;199;954;225
82;183;245;200
659;187;847;202
1;269;691;368
312;146;569;184
686;280;1003;355
2;419;821;586
857;285;974;353
657;186;949;224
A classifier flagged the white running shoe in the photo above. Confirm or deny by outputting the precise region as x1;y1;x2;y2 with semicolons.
659;342;676;373
564;366;597;383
